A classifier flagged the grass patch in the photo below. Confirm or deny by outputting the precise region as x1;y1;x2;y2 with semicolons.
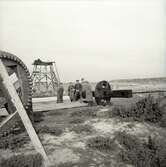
69;117;85;124
159;112;166;127
48;110;64;116
0;153;43;167
0;134;29;150
87;136;117;152
33;112;44;123
70;107;97;117
36;125;63;136
115;131;166;167
70;124;93;134
109;95;164;124
55;162;76;167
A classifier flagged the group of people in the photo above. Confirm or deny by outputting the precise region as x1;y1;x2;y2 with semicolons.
56;78;93;106
68;78;93;106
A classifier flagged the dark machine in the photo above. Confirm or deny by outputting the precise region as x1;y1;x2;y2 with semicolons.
94;80;132;105
93;80;166;105
94;80;112;105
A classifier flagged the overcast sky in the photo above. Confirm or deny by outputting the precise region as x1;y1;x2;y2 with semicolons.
0;0;165;82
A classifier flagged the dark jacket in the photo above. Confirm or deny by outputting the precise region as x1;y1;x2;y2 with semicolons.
75;83;82;92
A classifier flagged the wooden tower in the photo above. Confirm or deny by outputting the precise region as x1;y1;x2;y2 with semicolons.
31;59;60;97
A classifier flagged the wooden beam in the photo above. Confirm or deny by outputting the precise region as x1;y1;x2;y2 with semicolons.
0;111;19;134
0;59;49;166
0;97;6;108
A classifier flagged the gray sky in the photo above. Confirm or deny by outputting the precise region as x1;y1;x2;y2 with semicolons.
0;0;165;82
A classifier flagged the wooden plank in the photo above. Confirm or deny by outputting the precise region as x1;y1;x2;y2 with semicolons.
0;74;16;114
33;101;88;112
0;59;49;166
0;111;19;134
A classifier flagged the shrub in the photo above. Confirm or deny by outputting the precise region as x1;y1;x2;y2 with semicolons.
116;131;166;167
36;125;63;136
109;95;164;124
0;153;43;167
71;124;93;134
87;136;116;152
69;117;85;124
70;107;97;117
56;162;76;167
0;134;29;150
159;112;166;127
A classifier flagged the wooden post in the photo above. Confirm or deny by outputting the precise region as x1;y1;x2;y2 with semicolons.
0;59;49;166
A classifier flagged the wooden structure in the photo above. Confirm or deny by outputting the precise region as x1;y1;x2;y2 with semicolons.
0;51;33;117
31;59;60;97
0;58;49;166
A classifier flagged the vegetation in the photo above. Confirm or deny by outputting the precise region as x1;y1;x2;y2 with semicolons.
36;125;63;136
0;134;29;150
87;131;166;167
71;124;93;134
33;112;44;123
70;107;97;117
0;153;43;167
69;117;85;124
109;95;165;124
116;131;166;167
87;136;117;152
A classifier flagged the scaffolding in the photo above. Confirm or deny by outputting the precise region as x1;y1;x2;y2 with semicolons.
31;59;60;97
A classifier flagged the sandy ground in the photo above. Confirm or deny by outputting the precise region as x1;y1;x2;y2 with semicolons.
1;93;166;167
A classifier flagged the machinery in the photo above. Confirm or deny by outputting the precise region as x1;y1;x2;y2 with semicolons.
94;80;112;105
0;51;33;118
0;51;48;162
93;80;166;105
94;80;132;105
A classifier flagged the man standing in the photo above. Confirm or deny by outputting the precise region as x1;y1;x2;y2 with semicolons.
57;83;64;103
68;82;75;102
74;80;82;101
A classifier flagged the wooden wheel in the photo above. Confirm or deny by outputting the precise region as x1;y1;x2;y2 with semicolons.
0;51;33;117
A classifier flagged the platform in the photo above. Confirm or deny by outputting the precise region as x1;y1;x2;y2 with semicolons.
0;96;88;115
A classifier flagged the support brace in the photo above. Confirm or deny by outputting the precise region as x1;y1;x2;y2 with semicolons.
0;59;49;166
